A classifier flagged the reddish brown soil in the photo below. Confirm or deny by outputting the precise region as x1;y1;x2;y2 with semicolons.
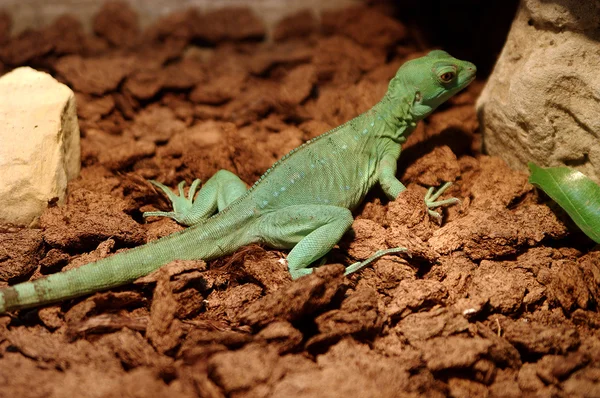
1;3;599;398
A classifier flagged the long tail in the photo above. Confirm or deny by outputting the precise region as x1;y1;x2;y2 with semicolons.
0;214;256;313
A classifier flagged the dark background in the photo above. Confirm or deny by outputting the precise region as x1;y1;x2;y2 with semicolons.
376;0;521;76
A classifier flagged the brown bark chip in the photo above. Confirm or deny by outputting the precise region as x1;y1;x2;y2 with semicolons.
537;258;594;311
146;269;183;354
534;352;591;385
462;156;531;209
355;256;418;294
387;280;449;320
67;313;148;338
123;68;165;100
0;228;43;281
207;343;280;394
307;286;383;348
45;15;87;56
343;218;388;261
448;378;490;398
189;72;246;105
0;353;58;397
272;339;422;398
518;362;546;392
180;329;252;357
246;41;313;76
417;336;493;372
396;307;471;346
54;55;136;95
467;260;536;315
402;145;461;187
6;325;122;373
502;319;580;355
476;322;522;369
305;79;387;127
93;1;140;48
429;205;568;260
143;9;200;44
103;367;195;398
237;249;291;293
0;29;53;65
205;283;263;322
321;6;407;49
578;250;600;303
0;11;11;44
163;120;237;180
386;224;439;263
238;264;347;328
77;94;116;122
273;9;318;41
277;64;317;108
62;238;116;272
37;306;64;330
194;7;266;43
40;189;145;251
385;186;436;241
127;105;186;144
83;129;156;170
313;36;386;85
98;327;172;369
255;321;303;354
563;367;600;398
162;58;206;90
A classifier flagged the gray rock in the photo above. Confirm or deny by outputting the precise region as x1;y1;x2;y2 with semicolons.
477;0;600;183
0;67;80;226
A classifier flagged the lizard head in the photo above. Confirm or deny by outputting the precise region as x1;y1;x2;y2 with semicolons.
386;50;477;120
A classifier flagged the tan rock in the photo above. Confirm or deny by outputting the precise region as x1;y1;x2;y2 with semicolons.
477;0;600;182
0;67;80;226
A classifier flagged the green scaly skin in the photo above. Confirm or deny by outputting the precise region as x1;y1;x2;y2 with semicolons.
0;50;476;313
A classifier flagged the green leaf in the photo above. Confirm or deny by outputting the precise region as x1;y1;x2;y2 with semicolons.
528;163;600;243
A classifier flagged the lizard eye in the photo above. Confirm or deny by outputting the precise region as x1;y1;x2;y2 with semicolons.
439;71;455;83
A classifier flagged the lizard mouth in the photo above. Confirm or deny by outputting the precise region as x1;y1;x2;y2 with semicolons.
465;64;477;84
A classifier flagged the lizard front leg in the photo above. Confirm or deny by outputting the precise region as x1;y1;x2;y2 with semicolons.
378;153;459;218
144;169;248;226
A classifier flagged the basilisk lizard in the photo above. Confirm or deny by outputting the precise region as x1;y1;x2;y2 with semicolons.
0;50;476;313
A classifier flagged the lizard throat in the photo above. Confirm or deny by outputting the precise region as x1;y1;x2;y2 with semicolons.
372;98;415;142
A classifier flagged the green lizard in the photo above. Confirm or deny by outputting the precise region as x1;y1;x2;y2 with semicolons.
0;50;476;314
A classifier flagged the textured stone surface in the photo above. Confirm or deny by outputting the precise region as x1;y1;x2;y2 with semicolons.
0;67;80;226
477;0;600;182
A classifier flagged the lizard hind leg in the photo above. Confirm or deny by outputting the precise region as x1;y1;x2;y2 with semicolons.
257;205;354;280
424;181;460;219
143;170;248;226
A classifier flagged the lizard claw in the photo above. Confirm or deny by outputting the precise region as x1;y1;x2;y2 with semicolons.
427;208;442;219
143;179;202;224
424;182;460;218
